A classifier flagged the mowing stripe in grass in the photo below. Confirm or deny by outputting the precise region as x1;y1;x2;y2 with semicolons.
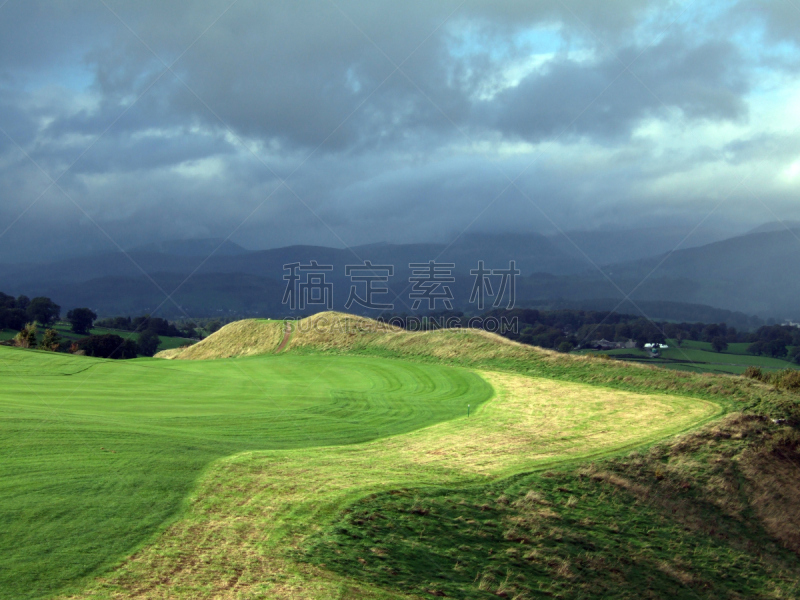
0;347;491;600
63;371;719;599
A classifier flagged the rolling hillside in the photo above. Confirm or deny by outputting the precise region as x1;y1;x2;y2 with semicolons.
2;312;798;599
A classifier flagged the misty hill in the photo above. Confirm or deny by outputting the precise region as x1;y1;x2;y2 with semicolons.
599;229;800;317
127;238;249;256
748;221;800;234
548;225;732;266
31;272;286;317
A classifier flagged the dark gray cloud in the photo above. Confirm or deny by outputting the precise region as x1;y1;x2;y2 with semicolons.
490;37;748;143
0;0;798;263
739;0;800;46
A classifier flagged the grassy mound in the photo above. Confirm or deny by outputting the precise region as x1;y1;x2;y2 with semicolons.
170;312;800;423
160;312;529;360
156;318;287;359
307;414;800;599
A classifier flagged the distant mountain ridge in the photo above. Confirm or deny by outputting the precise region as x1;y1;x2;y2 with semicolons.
547;225;732;266
747;221;800;234
598;228;800;317
1;226;798;321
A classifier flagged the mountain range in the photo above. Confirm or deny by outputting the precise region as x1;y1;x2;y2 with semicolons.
0;224;797;325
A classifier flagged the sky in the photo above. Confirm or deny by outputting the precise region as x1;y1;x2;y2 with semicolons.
0;0;799;262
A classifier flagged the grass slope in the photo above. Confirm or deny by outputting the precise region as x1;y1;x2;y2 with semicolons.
63;371;718;599
271;314;798;422
0;347;491;600
4;312;798;599
308;415;800;599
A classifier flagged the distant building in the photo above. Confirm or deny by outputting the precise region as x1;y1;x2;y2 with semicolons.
783;320;800;329
594;339;617;350
588;338;637;350
644;342;668;357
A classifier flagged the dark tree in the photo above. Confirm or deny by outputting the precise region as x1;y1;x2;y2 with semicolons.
702;324;722;342
711;337;728;353
790;346;800;365
137;330;160;357
39;329;62;352
765;339;788;358
26;297;60;326
67;308;97;335
14;323;37;348
747;341;764;356
557;341;574;353
15;295;30;311
0;308;27;331
78;334;138;359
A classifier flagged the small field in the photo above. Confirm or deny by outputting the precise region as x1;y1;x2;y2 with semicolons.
580;338;799;375
53;322;196;352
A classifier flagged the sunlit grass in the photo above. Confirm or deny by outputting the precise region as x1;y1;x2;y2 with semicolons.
0;347;490;600
65;371;718;599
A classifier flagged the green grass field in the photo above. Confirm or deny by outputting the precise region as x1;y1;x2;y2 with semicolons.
1;313;798;599
0;346;491;599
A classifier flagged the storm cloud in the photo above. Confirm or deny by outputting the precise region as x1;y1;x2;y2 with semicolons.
0;0;798;262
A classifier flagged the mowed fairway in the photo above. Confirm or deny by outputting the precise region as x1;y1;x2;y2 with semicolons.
66;371;719;600
0;347;492;600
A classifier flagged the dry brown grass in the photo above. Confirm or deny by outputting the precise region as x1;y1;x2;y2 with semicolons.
154;347;183;359
376;372;718;476
163;311;553;363
157;319;287;360
287;312;405;351
587;412;800;558
739;428;800;552
289;313;555;363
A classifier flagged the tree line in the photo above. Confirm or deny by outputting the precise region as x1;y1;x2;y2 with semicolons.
378;307;800;363
485;308;800;362
0;292;198;359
